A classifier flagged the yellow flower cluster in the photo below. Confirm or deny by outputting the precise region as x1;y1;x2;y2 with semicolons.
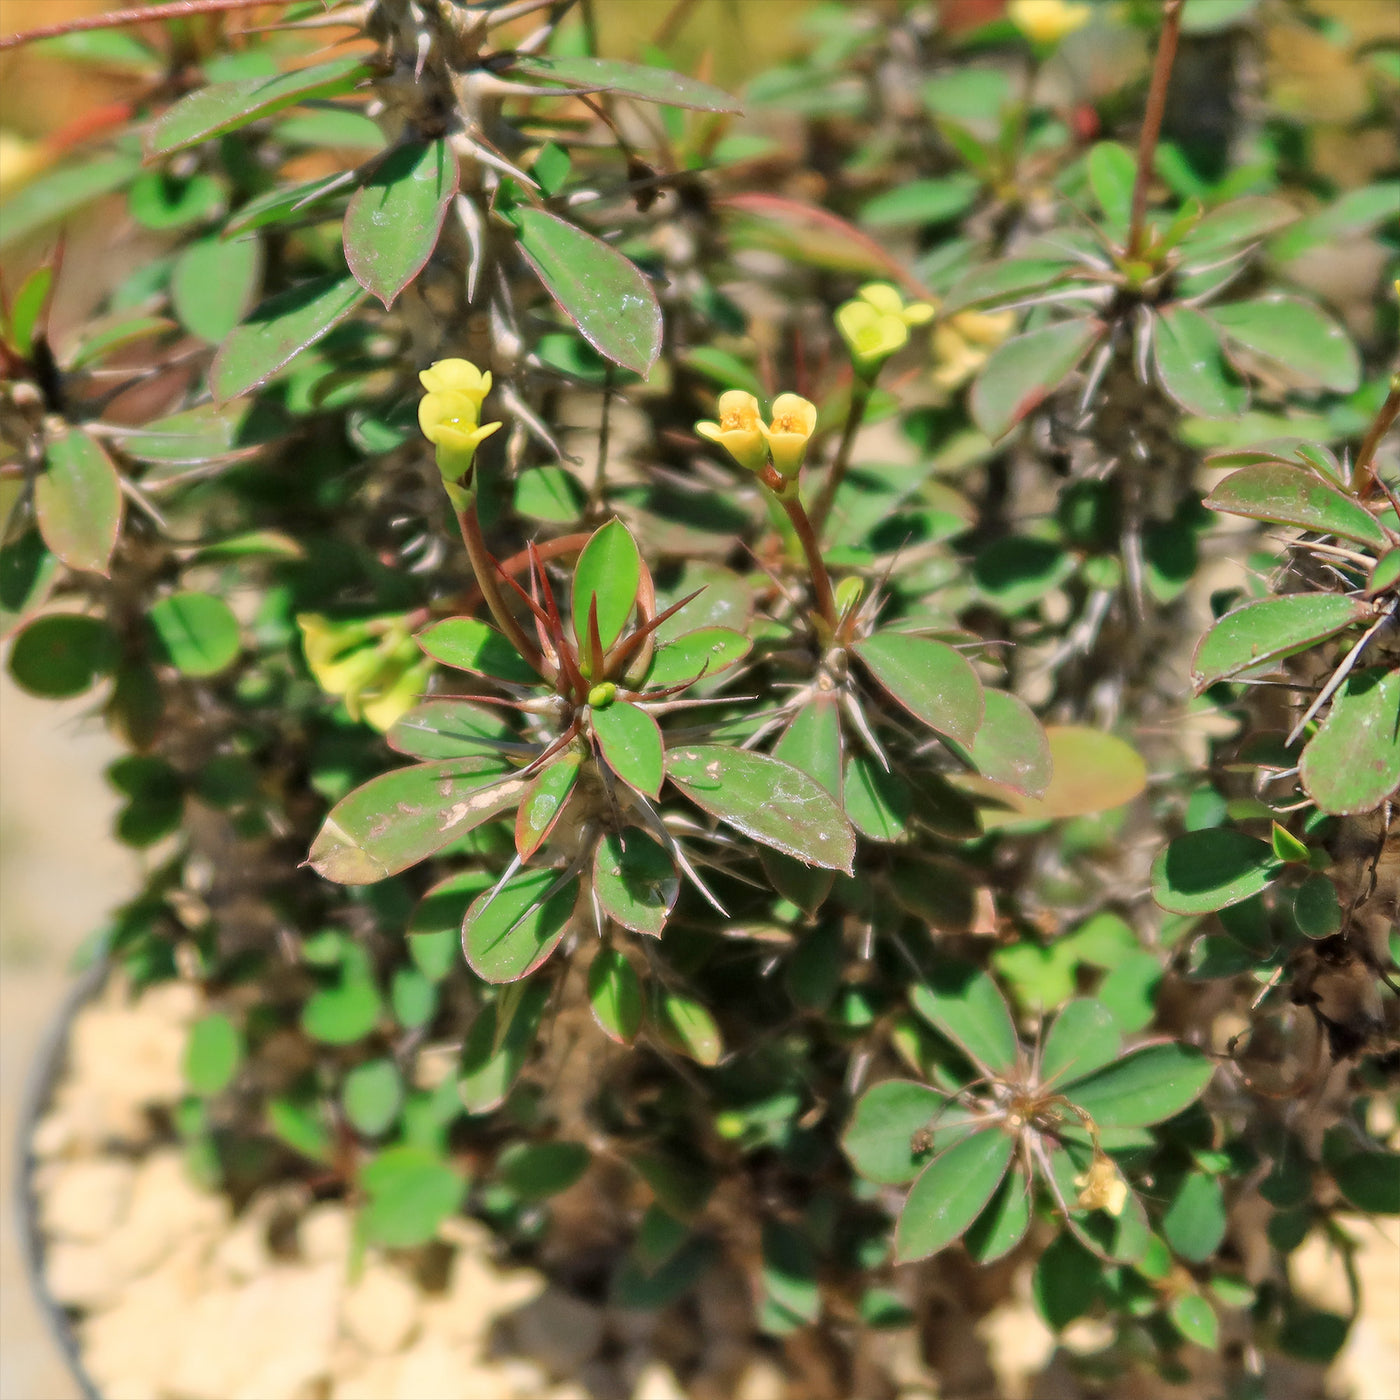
695;390;818;482
417;358;501;493
1074;1151;1128;1217
298;614;431;733
1008;0;1091;47
835;283;934;378
930;307;1016;395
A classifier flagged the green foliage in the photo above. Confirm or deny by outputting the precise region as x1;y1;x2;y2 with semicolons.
4;0;1396;1393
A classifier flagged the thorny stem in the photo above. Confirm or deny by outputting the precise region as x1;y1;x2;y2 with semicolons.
1126;0;1185;261
767;471;838;629
808;380;871;538
1352;379;1400;499
453;498;551;680
0;0;281;51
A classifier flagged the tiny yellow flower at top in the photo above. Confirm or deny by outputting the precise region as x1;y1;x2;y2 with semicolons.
930;308;1016;394
695;389;769;472
1074;1152;1128;1217
760;392;818;480
419;358;492;407
1008;0;1091;48
837;283;934;379
418;358;501;490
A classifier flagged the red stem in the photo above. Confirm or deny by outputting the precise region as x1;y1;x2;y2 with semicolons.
1352;381;1400;501
0;0;279;51
1126;0;1185;260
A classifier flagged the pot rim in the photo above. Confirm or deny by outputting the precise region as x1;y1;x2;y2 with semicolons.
14;958;111;1400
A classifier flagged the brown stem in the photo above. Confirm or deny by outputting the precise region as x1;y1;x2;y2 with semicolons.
1352;380;1400;500
1126;0;1185;260
808;381;871;538
453;500;551;680
768;471;837;629
0;0;280;51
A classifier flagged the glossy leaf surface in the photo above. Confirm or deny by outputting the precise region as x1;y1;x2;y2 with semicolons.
509;54;740;111
462;868;577;983
854;631;984;747
1300;668;1400;815
592;700;665;797
593;830;677;937
36;428;122;575
1205;463;1387;549
895;1130;1013;1263
970;318;1101;440
1192;594;1367;690
1152;829;1280;915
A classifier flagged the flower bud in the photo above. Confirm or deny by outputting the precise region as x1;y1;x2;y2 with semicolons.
695;390;768;472
760;393;818;480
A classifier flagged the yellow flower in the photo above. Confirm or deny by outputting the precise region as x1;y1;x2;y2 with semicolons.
1074;1152;1128;1217
298;615;430;733
695;389;768;472
836;284;934;378
418;358;492;407
418;358;501;488
760;393;818;480
930;308;1015;393
1009;0;1091;47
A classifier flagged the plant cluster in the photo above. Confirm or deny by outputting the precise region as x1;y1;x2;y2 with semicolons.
1;0;1396;1395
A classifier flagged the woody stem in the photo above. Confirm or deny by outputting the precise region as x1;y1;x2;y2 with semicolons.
768;472;838;629
1126;0;1185;261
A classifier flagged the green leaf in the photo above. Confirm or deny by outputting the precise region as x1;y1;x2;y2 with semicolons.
410;871;491;978
388;699;514;760
854;631;985;748
171;233;262;342
588;944;644;1043
1169;1293;1219;1350
359;1144;465;1248
416;617;540;683
1177;195;1296;260
1300;668;1400;816
1293;873;1342;940
641;628;750;688
959;689;1051;796
593;830;677;938
1153;305;1245;419
651;987;723;1065
148;591;241;677
391;966;437;1028
183;1013;243;1095
1063;1043;1214;1127
276;106;383;150
939;258;1072;316
6;265;52;356
774;694;844;797
458;981;549;1113
1040;999;1121;1087
573;517;642;654
127;169;224;230
0;151;140;250
1269;181;1399;261
970;317;1102;440
211;275;367;401
302;953;382;1045
344;139;458;307
1204;463;1386;549
514;464;586;523
515;751;582;858
267;1096;332;1163
761;1221;820;1325
116;401;285;466
965;1173;1032;1264
1191;594;1366;691
514;207;662;375
1330;1150;1400;1215
1152;829;1280;915
843;755;910;842
1162;1172;1227;1262
0;530;57;638
147;57;371;156
308;759;522;884
6;613;117;697
972;536;1075;616
1095;952;1162;1034
1033;1233;1100;1330
894;1130;1013;1263
592;700;665;797
342;1058;404;1136
1210;296;1359;392
497;1141;591;1202
861;175;979;228
1368;549;1400;597
1087;142;1136;239
508;54;740;112
909;963;1019;1073
667;744;856;872
35;427;122;575
223;173;346;237
842;1080;948;1185
462;868;577;983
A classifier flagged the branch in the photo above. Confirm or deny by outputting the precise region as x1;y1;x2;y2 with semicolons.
1126;0;1185;260
0;0;287;52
